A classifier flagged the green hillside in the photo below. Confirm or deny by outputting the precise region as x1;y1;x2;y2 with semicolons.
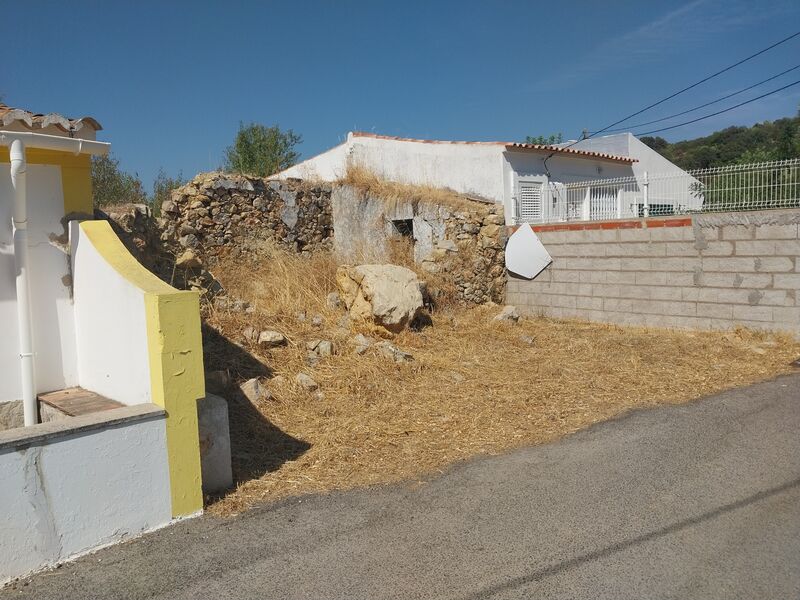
640;113;800;170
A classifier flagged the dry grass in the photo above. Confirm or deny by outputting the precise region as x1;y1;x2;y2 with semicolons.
203;244;800;516
341;165;491;213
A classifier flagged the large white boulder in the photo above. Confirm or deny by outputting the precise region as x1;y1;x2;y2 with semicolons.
336;264;424;334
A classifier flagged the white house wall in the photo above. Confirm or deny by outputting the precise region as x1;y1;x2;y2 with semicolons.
277;140;351;181
0;165;78;404
502;151;635;222
70;221;152;406
0;407;172;583
348;137;505;203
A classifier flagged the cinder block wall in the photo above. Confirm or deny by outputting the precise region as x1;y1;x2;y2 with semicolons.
506;209;800;338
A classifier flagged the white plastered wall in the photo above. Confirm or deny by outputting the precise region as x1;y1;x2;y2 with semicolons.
0;165;78;403
69;222;152;405
0;412;172;583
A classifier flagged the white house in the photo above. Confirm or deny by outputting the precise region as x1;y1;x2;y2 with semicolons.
275;132;639;224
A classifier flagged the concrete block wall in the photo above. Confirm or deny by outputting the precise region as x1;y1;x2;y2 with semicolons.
506;209;800;338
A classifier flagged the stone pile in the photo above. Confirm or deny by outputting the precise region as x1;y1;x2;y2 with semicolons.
160;172;333;263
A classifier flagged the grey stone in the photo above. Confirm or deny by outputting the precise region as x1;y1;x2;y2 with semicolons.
307;340;334;357
493;305;520;323
375;341;414;363
295;373;319;391
197;393;233;494
258;330;287;348
311;314;324;328
239;378;271;404
326;292;342;309
0;400;24;431
352;333;374;355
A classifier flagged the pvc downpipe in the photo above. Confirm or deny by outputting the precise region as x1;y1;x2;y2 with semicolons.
1;132;109;426
9;139;36;426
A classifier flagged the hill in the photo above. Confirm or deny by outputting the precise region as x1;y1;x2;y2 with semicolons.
640;113;800;170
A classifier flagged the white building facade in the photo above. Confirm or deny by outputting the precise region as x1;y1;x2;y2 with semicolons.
275;132;640;224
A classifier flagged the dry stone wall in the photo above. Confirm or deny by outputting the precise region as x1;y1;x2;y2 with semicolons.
158;174;508;305
160;172;333;263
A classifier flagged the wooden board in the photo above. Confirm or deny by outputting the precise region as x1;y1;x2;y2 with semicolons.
38;387;124;417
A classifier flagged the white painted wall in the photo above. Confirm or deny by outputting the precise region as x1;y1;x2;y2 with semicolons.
70;222;153;406
0;165;78;404
275;133;639;225
278;140;351;181
0;408;172;583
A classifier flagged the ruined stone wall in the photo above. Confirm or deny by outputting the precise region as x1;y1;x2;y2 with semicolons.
331;185;507;304
156;173;507;305
160;172;333;263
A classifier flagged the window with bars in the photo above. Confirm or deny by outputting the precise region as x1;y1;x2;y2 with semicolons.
518;181;543;223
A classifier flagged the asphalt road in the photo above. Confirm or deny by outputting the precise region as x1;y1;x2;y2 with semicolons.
4;373;799;600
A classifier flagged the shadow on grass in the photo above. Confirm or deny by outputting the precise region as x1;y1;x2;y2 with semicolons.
202;323;311;495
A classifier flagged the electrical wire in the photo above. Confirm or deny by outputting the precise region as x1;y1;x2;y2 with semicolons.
599;63;800;134
567;29;800;146
632;78;800;136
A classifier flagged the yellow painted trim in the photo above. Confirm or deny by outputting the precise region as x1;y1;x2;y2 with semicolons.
0;147;94;215
145;292;205;517
79;221;175;294
79;220;205;517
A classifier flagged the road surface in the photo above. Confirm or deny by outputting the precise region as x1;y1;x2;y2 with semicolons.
3;373;799;599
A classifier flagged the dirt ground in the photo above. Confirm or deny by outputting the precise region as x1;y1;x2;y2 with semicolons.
200;245;800;516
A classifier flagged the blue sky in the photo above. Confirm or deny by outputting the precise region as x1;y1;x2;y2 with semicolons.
3;0;800;188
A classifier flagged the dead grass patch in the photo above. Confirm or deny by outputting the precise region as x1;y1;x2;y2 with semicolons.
340;165;491;213
204;245;800;516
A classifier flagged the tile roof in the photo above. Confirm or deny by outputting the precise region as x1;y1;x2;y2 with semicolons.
351;132;636;163
0;103;102;133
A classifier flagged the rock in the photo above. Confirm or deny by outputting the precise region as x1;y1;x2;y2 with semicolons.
493;305;520;323
205;370;231;393
375;341;414;363
242;326;257;342
197;394;233;494
436;239;459;253
176;250;202;269
258;330;287;348
520;335;535;345
271;375;287;386
295;373;319;391
326;291;342;309
480;224;501;238
311;314;324;328
296;311;307;323
336;264;424;334
160;200;177;214
307;339;334;357
179;233;200;249
239;378;271;403
352;333;374;355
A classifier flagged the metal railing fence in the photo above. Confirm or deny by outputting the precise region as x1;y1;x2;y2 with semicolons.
516;158;800;224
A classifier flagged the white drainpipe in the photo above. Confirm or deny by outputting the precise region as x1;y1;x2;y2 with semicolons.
1;131;109;426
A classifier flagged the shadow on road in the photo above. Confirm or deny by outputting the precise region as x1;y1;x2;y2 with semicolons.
464;476;800;599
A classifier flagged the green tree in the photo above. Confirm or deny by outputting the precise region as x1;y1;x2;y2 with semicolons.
525;132;563;145
152;168;185;217
223;122;302;177
91;153;147;207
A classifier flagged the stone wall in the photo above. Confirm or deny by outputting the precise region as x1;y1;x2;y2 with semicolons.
332;185;507;304
160;172;333;263
506;209;800;338
158;173;508;305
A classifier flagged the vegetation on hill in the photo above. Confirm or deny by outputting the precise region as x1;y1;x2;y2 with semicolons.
640;113;800;169
92;154;183;216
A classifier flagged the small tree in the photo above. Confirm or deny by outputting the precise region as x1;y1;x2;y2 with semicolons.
152;168;185;217
525;133;563;145
91;153;147;207
223;122;302;177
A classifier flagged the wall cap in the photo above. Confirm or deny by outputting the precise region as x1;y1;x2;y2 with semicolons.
0;403;165;453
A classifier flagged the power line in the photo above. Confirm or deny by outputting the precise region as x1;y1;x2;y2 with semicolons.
568;29;800;146
632;78;800;136
599;63;800;134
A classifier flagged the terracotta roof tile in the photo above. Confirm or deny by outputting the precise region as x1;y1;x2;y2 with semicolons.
351;132;636;163
0;103;102;133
